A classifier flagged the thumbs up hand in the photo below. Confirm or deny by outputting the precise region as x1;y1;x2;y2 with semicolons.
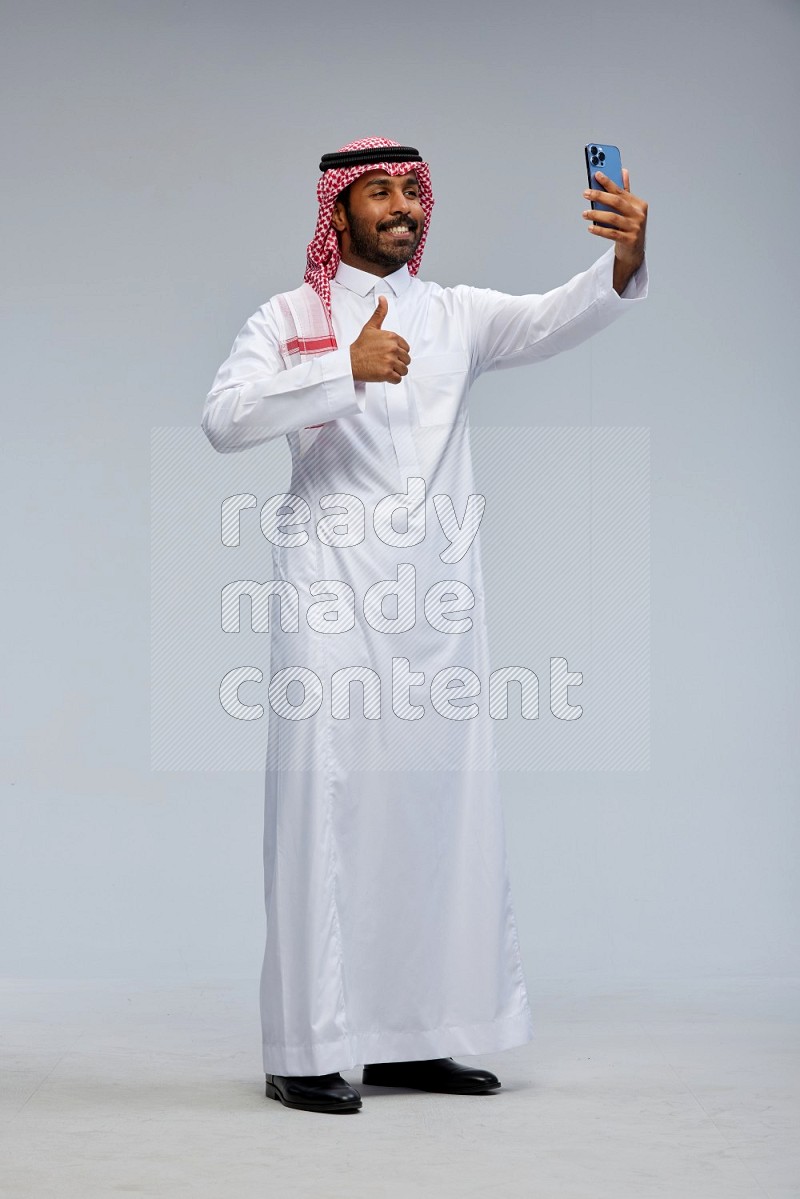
349;295;411;384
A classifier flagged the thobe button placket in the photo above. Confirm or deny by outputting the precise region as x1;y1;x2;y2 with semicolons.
371;280;420;485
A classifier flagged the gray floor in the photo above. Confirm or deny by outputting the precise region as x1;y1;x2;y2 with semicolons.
1;976;797;1198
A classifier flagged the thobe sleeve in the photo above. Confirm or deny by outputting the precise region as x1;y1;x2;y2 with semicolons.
465;246;649;378
201;301;366;453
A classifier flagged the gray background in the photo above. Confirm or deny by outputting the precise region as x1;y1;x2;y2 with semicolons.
2;0;797;985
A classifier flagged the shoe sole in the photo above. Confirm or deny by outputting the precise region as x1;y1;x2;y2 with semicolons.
265;1078;362;1113
362;1078;500;1094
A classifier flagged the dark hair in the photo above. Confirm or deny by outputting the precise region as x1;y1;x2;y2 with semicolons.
336;183;352;216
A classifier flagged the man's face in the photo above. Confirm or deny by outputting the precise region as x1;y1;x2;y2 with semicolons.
331;170;425;276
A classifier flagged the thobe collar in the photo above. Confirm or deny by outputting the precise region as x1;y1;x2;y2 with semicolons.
332;260;412;298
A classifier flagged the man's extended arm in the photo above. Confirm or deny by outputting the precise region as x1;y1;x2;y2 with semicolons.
465;246;648;377
466;167;648;376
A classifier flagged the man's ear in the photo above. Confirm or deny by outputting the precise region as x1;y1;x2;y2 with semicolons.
331;201;348;233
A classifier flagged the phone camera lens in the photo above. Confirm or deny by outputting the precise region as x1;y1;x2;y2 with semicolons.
599;151;606;162
590;146;598;154
591;155;599;166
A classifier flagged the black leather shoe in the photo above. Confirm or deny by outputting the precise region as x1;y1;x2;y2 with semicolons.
265;1072;362;1113
361;1057;500;1094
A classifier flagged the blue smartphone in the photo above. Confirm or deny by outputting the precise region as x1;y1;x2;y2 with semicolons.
584;143;624;220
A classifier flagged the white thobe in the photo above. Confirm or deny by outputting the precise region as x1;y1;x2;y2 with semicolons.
202;246;648;1075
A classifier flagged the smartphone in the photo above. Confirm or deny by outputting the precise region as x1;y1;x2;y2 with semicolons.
584;143;624;220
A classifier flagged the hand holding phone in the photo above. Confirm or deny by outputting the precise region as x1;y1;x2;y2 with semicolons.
582;142;649;292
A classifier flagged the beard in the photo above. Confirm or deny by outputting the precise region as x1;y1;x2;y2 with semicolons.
345;211;424;269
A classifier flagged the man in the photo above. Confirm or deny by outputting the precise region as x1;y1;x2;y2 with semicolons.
202;137;648;1114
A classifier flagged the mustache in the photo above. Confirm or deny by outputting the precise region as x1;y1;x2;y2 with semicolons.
379;219;419;232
